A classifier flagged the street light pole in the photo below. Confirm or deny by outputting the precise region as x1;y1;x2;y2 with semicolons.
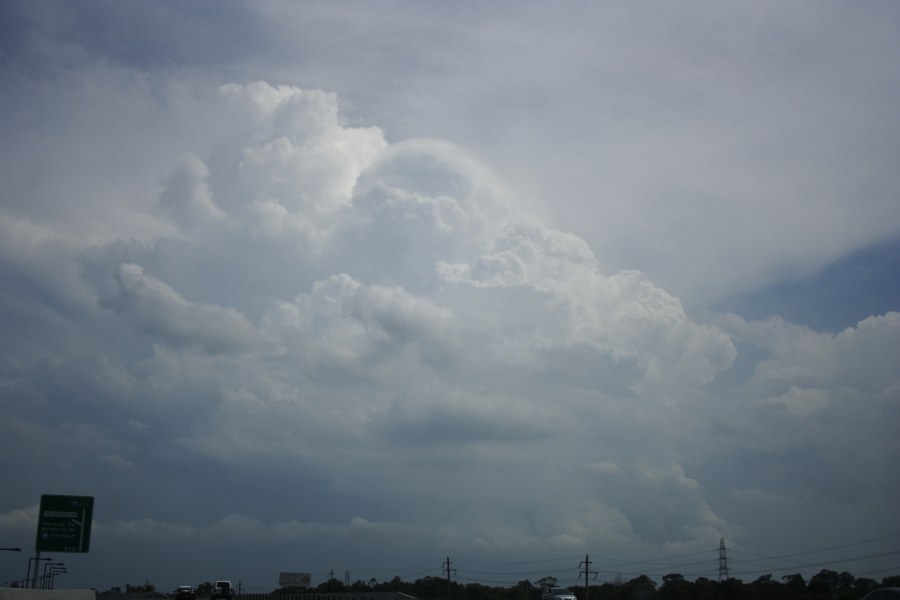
26;556;52;589
42;563;64;589
49;567;67;590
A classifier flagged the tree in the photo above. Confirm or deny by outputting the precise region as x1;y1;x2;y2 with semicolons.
537;577;558;592
315;578;345;594
350;579;374;591
412;576;447;599
746;574;778;600
510;579;536;600
196;582;212;596
809;569;841;591
855;577;879;596
126;581;156;594
781;573;805;592
837;572;856;590
691;578;715;600
620;575;656;600
659;573;690;600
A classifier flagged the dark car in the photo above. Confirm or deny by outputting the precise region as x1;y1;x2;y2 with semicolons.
862;589;900;600
174;587;195;600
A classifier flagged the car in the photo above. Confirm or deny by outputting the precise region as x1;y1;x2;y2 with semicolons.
862;589;900;600
210;581;234;600
541;588;576;600
174;587;195;600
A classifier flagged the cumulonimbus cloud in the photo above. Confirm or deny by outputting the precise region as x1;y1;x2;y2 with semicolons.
1;71;898;586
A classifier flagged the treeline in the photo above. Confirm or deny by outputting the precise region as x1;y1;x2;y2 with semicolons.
101;569;900;600
280;570;900;600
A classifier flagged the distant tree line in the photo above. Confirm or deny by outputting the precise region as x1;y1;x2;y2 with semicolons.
99;569;900;600
277;570;900;600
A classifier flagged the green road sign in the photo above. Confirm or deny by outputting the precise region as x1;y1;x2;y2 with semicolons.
35;495;94;553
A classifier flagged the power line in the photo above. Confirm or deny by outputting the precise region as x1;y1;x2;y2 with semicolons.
727;532;900;564
454;555;586;567
727;549;900;579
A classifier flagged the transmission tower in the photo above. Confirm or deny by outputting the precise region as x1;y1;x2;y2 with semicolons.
718;537;729;581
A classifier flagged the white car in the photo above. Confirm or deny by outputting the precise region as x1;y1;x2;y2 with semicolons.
862;589;900;600
210;581;234;600
541;588;576;600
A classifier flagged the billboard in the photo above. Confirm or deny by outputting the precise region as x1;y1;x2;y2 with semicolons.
278;572;311;588
35;495;94;553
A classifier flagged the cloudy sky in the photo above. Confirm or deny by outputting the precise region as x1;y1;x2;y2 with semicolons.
2;0;899;593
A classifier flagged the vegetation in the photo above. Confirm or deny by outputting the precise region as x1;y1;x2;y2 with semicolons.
290;570;900;600
125;582;157;594
99;570;900;600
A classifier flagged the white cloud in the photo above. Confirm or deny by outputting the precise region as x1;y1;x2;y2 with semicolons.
326;139;512;290
113;263;262;353
0;504;37;529
259;273;461;374
0;213;98;314
717;312;900;397
1;2;899;587
157;155;226;230
98;453;137;470
439;222;737;391
217;82;388;218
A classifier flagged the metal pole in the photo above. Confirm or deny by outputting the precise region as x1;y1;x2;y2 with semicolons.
584;555;589;600
42;562;52;589
49;568;66;589
43;563;64;589
29;557;57;589
31;552;40;588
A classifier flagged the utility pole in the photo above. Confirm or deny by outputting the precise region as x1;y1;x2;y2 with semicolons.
718;538;729;581
444;557;456;600
579;555;597;600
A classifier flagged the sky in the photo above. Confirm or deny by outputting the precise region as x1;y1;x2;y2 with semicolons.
1;0;899;593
